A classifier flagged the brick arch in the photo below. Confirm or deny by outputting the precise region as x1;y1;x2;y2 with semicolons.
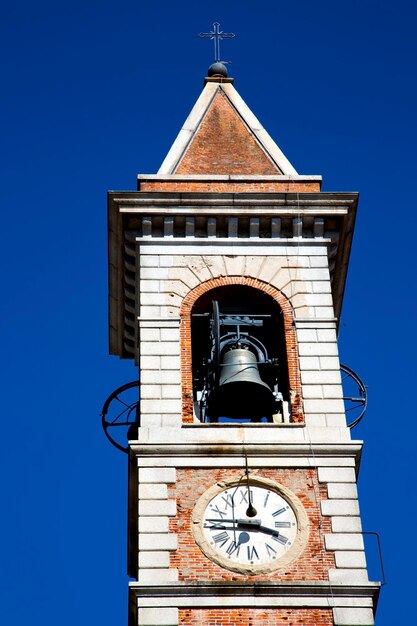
180;276;303;424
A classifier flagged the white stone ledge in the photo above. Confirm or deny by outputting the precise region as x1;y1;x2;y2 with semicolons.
325;415;347;428
299;343;339;356
161;386;181;399
141;399;181;413
318;467;356;483
133;456;357;469
140;267;170;280
321;500;360;516
312;306;335;318
298;268;330;280
328;483;358;499
138;607;178;625
140;255;160;267
136;240;333;252
319;356;341;369
140;356;161;370
331;516;363;533
139;534;178;551
140;327;160;340
138;517;169;533
139;468;176;483
302;384;324;399
303;399;345;413
139;484;168;500
302;386;344;401
141;371;181;384
297;329;317;342
335;551;367;568
295;318;337;327
303;426;350;442
333;607;374;624
304;294;334;307
139;174;323;181
138;569;179;584
160;328;180;341
138;318;180;327
312;282;332;293
138;551;171;568
139;416;163;428
299;356;320;370
139;500;176;516
318;329;337;341
329;568;369;584
325;533;364;551
162;415;182;427
140;306;162;317
140;280;161;294
308;255;329;267
323;385;343;398
134;595;374;609
304;415;326;427
141;386;162;399
141;343;179;356
161;356;181;369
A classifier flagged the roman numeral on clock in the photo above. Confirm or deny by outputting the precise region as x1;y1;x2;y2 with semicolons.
204;521;226;530
226;541;240;556
213;531;229;547
272;533;289;545
265;543;277;557
247;546;259;561
274;521;291;528
210;505;226;518
272;506;288;517
239;489;253;504
221;493;234;508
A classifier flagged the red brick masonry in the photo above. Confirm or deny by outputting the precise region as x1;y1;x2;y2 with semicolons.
175;90;279;176
139;181;321;193
169;468;334;582
179;608;333;625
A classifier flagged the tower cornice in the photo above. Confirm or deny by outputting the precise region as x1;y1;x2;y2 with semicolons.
108;190;357;359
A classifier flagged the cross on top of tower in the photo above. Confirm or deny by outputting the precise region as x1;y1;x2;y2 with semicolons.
198;22;235;63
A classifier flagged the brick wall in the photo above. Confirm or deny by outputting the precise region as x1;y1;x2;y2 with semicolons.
169;468;334;582
179;608;334;625
174;90;279;175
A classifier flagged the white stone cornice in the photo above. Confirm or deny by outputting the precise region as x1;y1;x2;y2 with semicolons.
138;174;322;182
129;580;380;607
130;441;363;462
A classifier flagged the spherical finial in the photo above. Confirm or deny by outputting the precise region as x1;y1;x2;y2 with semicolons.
208;62;228;78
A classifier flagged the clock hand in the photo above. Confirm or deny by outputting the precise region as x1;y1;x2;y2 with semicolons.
205;518;262;525
206;518;280;538
244;455;257;517
235;519;281;538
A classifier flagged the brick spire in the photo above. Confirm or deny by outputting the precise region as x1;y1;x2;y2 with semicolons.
176;89;279;175
158;78;298;176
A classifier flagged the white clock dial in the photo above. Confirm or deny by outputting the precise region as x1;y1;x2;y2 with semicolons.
192;478;309;574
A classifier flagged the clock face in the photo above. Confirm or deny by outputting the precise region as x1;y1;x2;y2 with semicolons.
192;478;308;574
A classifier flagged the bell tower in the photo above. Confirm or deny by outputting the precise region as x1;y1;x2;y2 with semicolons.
106;61;380;626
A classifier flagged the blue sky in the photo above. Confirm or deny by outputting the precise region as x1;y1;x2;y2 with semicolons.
1;1;416;624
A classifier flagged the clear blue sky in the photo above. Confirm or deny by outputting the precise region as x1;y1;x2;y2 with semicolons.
1;1;416;624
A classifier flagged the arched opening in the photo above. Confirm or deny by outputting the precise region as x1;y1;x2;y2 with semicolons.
191;285;290;423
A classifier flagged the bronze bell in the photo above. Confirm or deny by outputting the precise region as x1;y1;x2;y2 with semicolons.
207;347;275;421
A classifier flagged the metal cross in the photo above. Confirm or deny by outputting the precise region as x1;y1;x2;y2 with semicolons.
198;22;235;63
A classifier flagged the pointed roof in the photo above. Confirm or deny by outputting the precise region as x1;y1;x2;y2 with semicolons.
158;81;298;176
